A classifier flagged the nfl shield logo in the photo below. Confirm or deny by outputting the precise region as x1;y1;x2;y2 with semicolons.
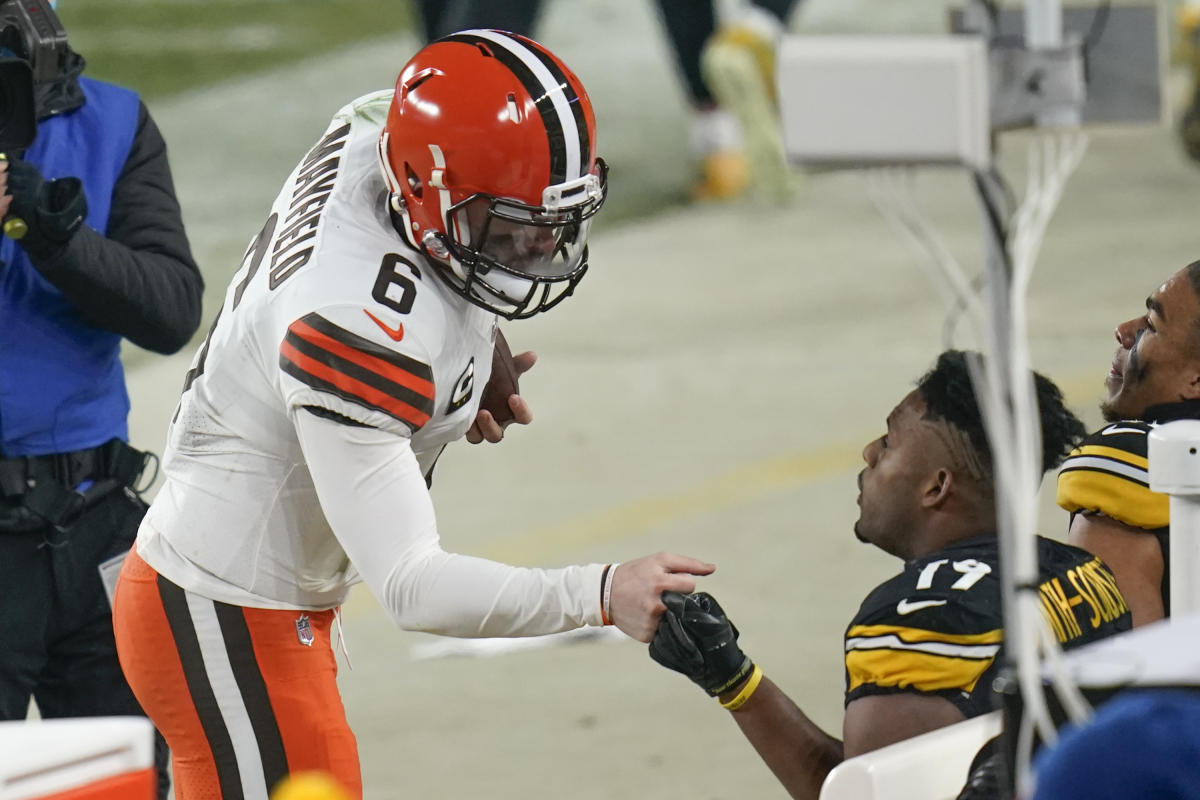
295;614;314;646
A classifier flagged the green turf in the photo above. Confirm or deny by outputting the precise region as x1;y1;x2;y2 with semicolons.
58;0;417;100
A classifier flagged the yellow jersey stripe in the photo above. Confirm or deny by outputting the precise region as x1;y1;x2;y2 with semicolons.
846;648;996;693
1057;470;1169;529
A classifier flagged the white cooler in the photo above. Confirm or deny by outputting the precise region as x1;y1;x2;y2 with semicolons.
0;717;155;800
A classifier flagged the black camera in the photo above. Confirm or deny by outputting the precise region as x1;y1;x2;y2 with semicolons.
0;0;69;152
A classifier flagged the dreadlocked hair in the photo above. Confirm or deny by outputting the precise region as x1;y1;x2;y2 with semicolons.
916;350;1087;478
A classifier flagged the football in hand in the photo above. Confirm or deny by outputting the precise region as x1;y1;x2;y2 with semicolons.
479;328;520;423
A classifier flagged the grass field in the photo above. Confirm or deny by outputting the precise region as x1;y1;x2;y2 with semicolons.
58;1;418;100
55;0;711;234
56;0;705;230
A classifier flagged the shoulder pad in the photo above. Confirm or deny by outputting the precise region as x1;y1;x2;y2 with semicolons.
1056;423;1167;529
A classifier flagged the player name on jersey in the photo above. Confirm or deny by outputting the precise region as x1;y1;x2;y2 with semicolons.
1037;557;1130;644
271;122;351;289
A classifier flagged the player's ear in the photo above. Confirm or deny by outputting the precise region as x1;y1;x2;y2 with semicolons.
1184;364;1200;400
922;468;953;508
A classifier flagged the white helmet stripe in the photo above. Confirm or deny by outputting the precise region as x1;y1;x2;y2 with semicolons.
463;29;585;182
427;143;453;229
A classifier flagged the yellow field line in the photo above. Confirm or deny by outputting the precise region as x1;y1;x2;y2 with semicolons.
475;369;1104;566
479;444;863;564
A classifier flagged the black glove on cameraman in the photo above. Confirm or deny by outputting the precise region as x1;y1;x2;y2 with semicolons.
3;156;88;260
649;591;754;698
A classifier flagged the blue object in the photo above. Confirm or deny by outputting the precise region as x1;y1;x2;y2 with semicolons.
0;77;139;456
1033;690;1200;798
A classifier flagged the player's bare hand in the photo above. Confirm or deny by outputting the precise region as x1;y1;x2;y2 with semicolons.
466;350;537;444
609;552;716;642
465;396;533;443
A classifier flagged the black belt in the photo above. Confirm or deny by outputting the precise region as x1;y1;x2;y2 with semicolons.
0;439;150;531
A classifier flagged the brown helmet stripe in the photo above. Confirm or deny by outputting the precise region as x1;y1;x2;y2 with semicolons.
440;30;583;184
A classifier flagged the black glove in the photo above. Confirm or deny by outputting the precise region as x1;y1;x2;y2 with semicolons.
4;156;88;259
955;737;1009;800
955;752;1007;800
649;591;754;697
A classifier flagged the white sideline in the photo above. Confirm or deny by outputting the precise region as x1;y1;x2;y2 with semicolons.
819;711;1001;800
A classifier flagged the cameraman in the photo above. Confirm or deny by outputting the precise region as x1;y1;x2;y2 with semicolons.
0;2;202;797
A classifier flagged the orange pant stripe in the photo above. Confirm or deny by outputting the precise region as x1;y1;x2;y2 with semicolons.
113;549;361;800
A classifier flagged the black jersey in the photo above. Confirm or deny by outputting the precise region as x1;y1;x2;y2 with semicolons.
844;535;1131;718
1057;420;1171;613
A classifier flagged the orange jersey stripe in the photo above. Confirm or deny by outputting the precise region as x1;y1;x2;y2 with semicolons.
289;319;434;400
280;340;432;428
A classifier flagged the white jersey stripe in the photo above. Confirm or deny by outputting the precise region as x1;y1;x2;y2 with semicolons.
468;29;583;181
185;592;271;800
1061;454;1150;484
845;633;1001;660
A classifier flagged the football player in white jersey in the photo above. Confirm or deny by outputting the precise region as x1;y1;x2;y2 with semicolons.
111;31;714;800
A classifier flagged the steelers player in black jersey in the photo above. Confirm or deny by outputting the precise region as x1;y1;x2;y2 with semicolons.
1058;262;1200;627
648;350;1132;800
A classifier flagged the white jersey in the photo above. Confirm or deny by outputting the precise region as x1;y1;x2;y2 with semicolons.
138;91;605;636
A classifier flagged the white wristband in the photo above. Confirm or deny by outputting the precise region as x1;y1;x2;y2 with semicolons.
601;562;619;625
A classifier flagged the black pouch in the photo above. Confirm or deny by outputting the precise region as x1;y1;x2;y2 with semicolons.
0;440;152;534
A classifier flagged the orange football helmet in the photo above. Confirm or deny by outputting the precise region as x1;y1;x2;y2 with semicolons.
379;29;607;319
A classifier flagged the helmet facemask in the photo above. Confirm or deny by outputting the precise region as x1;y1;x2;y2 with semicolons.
433;159;607;319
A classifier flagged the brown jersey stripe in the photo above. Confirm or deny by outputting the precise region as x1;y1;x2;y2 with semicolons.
280;342;431;431
291;313;434;397
282;327;435;418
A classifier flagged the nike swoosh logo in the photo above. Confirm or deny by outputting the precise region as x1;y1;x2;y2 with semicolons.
1101;426;1145;436
365;309;403;341
896;598;948;615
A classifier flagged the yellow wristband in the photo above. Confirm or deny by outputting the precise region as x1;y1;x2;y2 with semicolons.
719;663;763;711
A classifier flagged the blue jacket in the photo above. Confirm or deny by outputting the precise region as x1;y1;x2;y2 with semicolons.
0;77;140;457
